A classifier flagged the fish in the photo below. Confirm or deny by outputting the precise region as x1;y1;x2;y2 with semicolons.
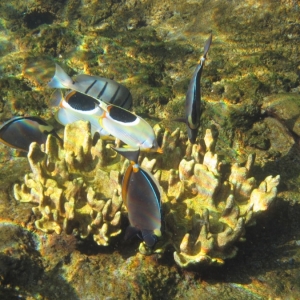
48;64;132;109
51;90;162;151
185;33;212;143
0;116;59;152
98;101;162;152
112;147;162;247
51;89;110;137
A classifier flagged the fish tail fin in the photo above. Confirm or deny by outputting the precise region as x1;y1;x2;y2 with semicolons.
48;64;73;89
141;230;158;247
111;147;140;163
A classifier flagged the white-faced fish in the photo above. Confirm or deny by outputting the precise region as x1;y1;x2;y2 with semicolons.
0;116;59;152
48;64;132;109
98;101;162;152
51;89;162;152
185;33;212;143
112;147;162;247
51;89;110;137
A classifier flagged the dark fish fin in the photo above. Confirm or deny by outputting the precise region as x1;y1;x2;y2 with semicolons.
111;147;140;164
203;33;212;58
141;230;157;247
172;117;186;123
0;116;58;152
124;226;140;241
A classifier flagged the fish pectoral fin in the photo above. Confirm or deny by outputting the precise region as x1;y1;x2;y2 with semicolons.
50;89;64;107
141;230;157;247
172;117;186;123
124;226;140;241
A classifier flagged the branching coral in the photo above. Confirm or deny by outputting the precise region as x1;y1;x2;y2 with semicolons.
14;121;123;246
136;126;280;268
13;121;280;267
166;129;280;268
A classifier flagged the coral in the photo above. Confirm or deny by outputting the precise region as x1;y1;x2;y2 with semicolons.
14;121;123;246
13;121;280;267
162;128;280;268
136;126;280;268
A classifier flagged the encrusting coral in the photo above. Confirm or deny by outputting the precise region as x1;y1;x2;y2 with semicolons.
14;120;123;246
13;120;280;268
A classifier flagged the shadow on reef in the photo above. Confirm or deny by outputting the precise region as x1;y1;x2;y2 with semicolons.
71;197;300;298
195;199;300;286
75;217;173;265
0;247;80;300
75;194;300;278
252;143;300;192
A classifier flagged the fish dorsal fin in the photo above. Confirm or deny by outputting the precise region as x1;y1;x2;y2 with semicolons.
172;117;186;123
48;64;73;89
139;167;161;207
112;147;140;164
203;33;212;58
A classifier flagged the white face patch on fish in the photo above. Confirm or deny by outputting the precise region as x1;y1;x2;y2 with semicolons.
98;102;162;152
51;90;110;136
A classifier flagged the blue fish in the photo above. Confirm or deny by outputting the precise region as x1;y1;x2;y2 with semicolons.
48;64;132;110
185;33;212;143
0;116;59;152
113;147;162;247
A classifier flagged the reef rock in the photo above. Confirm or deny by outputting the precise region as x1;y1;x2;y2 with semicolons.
14;121;123;246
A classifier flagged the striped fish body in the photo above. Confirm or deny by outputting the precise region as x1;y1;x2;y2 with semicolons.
113;147;161;247
99;102;161;152
185;34;212;143
48;64;132;109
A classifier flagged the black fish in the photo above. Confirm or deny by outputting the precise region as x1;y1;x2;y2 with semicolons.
185;33;212;143
0;116;59;151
